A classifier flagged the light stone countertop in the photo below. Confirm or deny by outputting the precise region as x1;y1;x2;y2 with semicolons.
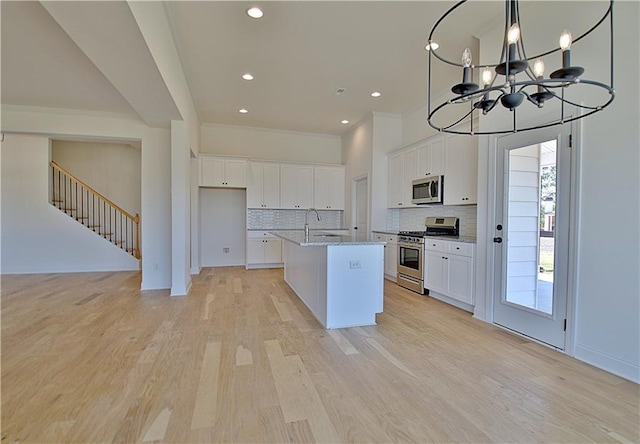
423;235;477;243
271;230;386;247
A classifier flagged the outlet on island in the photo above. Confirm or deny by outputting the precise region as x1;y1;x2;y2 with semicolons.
223;247;230;253
349;260;361;269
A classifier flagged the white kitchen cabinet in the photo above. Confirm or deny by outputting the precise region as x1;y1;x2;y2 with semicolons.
246;231;282;268
387;148;417;208
373;232;398;281
247;162;280;208
314;166;345;210
416;137;444;178
200;155;247;188
424;240;475;306
280;164;314;209
444;135;477;205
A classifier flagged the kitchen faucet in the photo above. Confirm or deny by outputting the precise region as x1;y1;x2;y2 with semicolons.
304;208;321;237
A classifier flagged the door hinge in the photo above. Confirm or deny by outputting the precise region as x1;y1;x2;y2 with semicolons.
563;319;567;331
569;134;572;147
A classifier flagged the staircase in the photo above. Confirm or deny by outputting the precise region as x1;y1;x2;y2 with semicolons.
50;161;141;259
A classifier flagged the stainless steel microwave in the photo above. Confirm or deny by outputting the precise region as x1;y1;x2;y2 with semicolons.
412;175;443;204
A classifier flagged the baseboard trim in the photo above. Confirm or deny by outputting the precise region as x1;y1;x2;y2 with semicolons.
575;343;640;383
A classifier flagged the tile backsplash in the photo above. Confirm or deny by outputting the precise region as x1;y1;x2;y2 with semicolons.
386;205;477;237
248;209;344;230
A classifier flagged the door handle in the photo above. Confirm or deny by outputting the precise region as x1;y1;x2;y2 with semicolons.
493;237;503;243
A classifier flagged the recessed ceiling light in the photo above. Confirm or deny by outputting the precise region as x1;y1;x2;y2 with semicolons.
246;7;263;19
239;108;248;114
371;91;382;98
425;42;440;51
242;73;254;80
341;120;349;124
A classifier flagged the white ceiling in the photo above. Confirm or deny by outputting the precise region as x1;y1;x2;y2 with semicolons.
4;1;591;136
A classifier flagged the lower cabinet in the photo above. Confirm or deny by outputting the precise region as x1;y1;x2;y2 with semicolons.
373;232;398;281
424;240;474;306
246;231;283;268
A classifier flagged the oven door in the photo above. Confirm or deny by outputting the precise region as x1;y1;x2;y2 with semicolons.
397;242;423;280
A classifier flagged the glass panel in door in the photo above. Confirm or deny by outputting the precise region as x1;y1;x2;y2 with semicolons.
505;141;556;314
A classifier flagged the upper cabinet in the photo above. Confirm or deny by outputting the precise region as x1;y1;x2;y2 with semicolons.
200;155;247;188
247;162;280;208
444;135;477;205
387;148;417;208
387;134;477;208
314;166;345;210
280;164;314;209
416;137;444;178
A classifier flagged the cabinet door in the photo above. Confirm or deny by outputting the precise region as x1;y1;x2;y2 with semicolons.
224;159;247;188
447;254;473;304
425;250;447;294
402;148;417;206
200;157;225;186
385;242;398;278
263;239;282;263
280;165;297;209
296;166;314;209
327;168;345;210
444;135;477;205
246;162;264;208
262;163;280;208
429;138;444;176
247;239;264;264
313;168;330;209
315;167;345;210
388;153;403;207
416;144;430;178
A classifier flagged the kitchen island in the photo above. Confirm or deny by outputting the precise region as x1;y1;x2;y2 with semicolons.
271;230;385;329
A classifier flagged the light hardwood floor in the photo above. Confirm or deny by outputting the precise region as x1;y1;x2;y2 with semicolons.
2;267;638;443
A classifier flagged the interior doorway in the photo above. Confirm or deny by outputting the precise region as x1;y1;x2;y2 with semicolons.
353;176;368;241
492;126;572;349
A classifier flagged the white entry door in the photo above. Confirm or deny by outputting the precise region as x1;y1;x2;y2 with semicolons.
493;126;571;349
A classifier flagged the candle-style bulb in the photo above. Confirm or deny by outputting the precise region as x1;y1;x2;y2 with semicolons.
482;68;493;86
507;23;520;45
559;30;572;51
462;48;472;68
533;59;545;78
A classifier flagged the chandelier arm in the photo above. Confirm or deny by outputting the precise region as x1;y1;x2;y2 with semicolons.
441;108;476;131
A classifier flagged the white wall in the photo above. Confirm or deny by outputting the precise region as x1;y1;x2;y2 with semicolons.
371;113;402;231
571;2;639;382
341;116;374;236
128;1;202;295
201;123;342;164
1;106;172;289
140;126;172;290
1;133;139;273
473;2;640;381
199;189;246;267
52;140;141;216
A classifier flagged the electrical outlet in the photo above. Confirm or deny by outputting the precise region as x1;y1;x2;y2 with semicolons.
349;260;361;269
223;247;230;253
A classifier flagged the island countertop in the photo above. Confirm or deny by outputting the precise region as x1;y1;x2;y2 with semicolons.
271;230;386;247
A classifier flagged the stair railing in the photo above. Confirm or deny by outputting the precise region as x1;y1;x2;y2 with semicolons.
50;161;141;259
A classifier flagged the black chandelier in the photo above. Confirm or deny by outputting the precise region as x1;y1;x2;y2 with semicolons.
426;0;615;135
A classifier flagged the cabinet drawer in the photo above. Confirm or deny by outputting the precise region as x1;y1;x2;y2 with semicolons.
386;234;397;244
425;239;446;252
247;231;277;240
448;242;473;257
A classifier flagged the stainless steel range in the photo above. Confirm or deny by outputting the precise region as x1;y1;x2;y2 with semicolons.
396;217;459;294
